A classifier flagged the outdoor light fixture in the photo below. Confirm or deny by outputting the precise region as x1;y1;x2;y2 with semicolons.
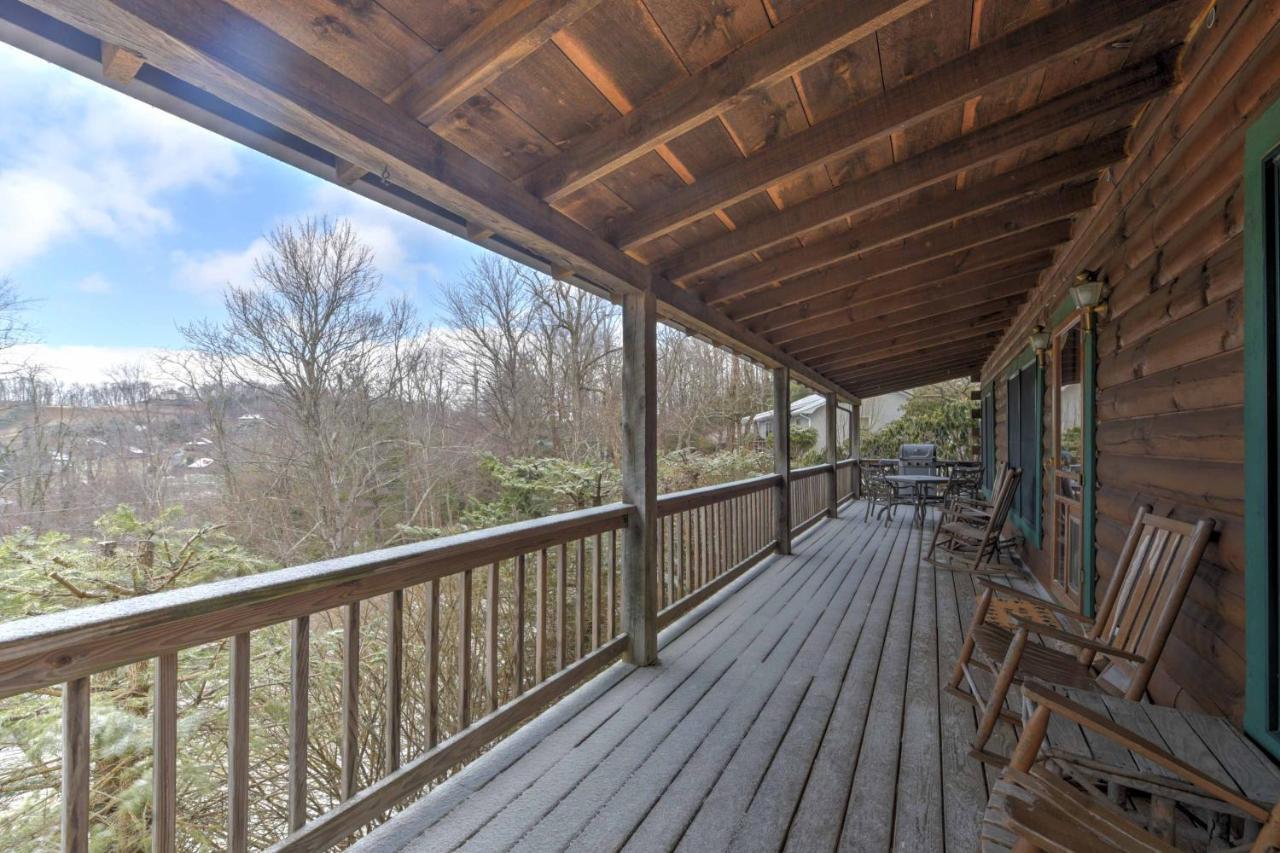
1070;270;1107;330
1029;324;1050;365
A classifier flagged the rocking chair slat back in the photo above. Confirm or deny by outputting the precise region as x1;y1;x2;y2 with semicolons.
1088;506;1214;698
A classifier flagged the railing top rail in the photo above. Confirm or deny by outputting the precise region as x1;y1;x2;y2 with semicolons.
656;472;781;514
0;502;630;698
835;458;859;468
791;462;834;479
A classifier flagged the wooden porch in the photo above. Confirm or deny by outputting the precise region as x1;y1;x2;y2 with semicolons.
353;506;1010;853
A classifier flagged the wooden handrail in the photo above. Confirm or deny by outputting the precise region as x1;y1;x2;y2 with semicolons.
0;502;630;698
7;469;835;850
656;472;779;514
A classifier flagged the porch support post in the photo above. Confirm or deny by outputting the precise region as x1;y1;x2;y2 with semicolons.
851;402;862;498
773;367;792;555
825;392;838;518
621;289;658;665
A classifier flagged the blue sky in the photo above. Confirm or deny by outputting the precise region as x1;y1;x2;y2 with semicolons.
0;41;487;383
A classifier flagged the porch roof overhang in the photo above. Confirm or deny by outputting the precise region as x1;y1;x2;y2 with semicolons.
0;0;1204;398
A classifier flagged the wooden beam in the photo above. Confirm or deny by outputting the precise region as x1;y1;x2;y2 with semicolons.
695;135;1122;301
333;157;365;186
614;0;1182;249
773;367;791;556
726;184;1091;318
621;289;657;666
764;269;1038;345
386;0;606;127
854;361;987;397
734;218;1073;325
839;350;988;391
778;258;1039;356
805;297;1027;364
831;338;1000;382
661;55;1175;282
519;0;932;202
100;40;142;81
855;355;989;387
466;221;495;242
819;317;1017;374
22;0;856;398
825;392;838;518
780;267;1043;356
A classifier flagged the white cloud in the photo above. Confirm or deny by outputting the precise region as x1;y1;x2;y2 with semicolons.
0;43;243;270
171;237;271;295
4;343;185;385
74;273;113;294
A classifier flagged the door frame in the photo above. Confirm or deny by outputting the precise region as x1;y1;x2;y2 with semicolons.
1244;94;1280;760
1049;311;1086;609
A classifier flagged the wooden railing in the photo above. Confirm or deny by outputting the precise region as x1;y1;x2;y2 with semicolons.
789;464;831;535
656;474;780;629
0;465;877;852
837;458;859;502
0;503;630;852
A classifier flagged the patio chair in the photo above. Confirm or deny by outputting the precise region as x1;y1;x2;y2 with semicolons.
926;466;1021;574
862;461;912;525
951;506;1214;764
982;683;1280;852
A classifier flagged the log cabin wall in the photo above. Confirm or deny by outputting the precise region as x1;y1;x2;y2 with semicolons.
982;0;1280;722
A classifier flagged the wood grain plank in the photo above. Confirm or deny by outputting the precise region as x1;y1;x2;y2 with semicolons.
228;633;250;853
288;616;308;831
152;652;177;853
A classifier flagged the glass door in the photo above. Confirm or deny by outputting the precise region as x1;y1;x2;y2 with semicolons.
1051;317;1084;606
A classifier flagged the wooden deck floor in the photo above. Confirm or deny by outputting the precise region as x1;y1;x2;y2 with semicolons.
355;506;1017;852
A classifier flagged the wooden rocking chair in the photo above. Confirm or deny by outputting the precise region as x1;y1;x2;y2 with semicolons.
982;684;1280;852
949;505;1214;764
927;465;1022;574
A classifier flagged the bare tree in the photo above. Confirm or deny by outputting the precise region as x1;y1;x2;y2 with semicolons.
181;217;422;558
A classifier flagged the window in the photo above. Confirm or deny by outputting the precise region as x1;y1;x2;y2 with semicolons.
1245;94;1280;759
1006;359;1041;542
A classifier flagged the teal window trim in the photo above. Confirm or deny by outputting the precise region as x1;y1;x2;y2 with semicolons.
1081;320;1099;619
981;381;996;499
1244;93;1280;760
1005;348;1043;548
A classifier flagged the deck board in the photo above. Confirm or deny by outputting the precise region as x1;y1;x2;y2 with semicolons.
355;507;1011;853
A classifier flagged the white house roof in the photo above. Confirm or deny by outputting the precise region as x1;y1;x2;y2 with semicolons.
746;393;828;424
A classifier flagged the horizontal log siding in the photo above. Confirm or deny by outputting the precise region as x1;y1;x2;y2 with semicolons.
983;0;1280;721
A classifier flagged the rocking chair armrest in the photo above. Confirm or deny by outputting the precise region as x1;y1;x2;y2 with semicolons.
977;579;1093;623
1011;617;1144;661
1020;683;1273;824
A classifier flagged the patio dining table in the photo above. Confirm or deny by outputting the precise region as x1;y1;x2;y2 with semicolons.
885;473;950;527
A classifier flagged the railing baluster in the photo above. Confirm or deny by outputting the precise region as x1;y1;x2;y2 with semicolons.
592;533;602;651
536;548;547;684
62;677;90;853
556;542;567;672
228;633;250;853
425;580;439;748
701;505;709;584
459;569;472;728
575;538;585;662
288;617;308;832
154;653;177;853
682;511;691;598
486;562;499;714
342;603;359;800
607;529;616;640
386;590;403;774
514;554;526;695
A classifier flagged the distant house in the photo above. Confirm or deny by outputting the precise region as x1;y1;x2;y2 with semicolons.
744;393;851;454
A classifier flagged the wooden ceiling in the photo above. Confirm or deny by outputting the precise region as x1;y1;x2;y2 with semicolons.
3;0;1203;398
